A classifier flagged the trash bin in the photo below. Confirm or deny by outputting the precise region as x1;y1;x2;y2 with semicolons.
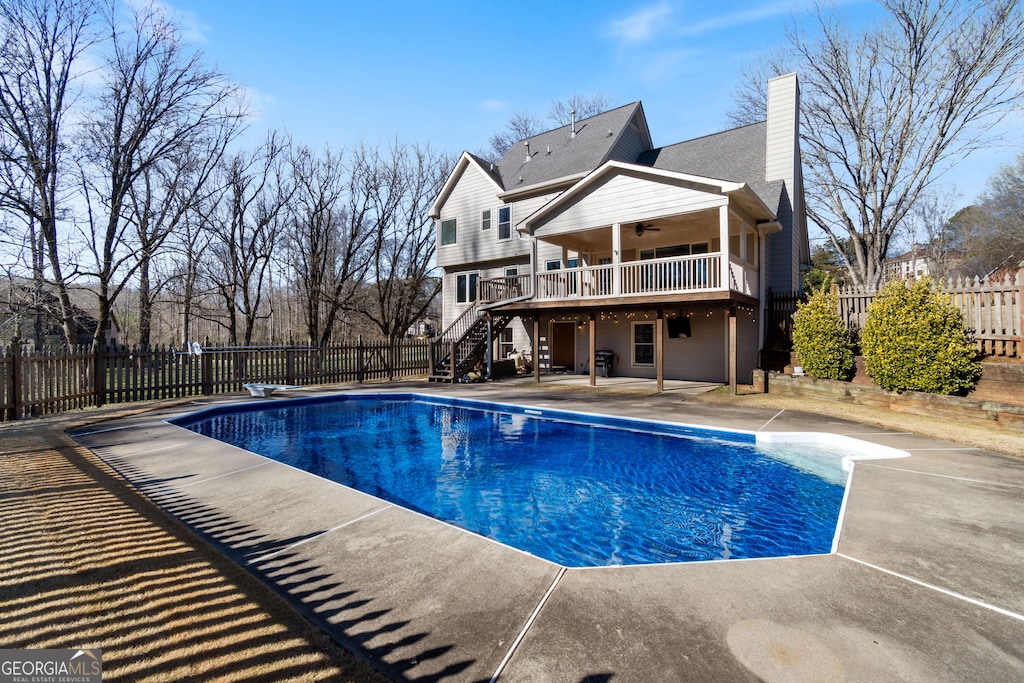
594;350;616;377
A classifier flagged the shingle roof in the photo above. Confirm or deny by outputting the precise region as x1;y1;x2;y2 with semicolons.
493;102;645;190
636;121;780;211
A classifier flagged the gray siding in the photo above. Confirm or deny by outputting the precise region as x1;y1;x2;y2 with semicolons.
607;119;649;164
436;164;531;269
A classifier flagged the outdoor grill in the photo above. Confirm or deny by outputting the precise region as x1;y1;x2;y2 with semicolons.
594;350;616;377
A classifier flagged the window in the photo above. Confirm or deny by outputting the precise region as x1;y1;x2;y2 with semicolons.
632;322;655;366
481;209;491;231
441;218;457;245
567;258;579;268
499;327;514;358
505;267;518;276
545;260;561;271
498;206;511;240
456;272;478;304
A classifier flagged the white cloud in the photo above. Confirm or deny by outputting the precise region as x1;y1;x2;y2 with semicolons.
607;1;674;45
157;1;211;43
241;85;277;122
675;3;795;37
479;99;509;112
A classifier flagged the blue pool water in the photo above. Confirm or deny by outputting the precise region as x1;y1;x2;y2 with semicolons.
175;394;847;567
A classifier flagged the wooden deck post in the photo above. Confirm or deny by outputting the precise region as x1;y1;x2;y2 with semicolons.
589;312;596;387
656;310;664;393
533;317;540;383
728;305;738;395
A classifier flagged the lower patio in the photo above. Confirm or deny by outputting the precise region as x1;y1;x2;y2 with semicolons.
65;381;1024;681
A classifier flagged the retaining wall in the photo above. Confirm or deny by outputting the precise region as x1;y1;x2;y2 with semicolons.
753;371;1024;432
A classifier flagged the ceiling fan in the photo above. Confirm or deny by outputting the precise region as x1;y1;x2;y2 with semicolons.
634;222;661;237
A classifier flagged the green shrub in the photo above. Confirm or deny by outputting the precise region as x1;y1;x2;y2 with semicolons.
792;283;855;380
860;277;981;394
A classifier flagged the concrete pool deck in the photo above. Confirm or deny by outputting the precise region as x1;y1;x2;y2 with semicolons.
68;382;1024;682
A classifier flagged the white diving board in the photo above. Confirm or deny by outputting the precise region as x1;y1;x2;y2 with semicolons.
243;383;302;398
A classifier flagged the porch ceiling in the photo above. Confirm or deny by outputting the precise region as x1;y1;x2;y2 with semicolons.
538;209;722;253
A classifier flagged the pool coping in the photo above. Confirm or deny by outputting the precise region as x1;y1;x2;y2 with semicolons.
69;382;1024;682
166;390;908;567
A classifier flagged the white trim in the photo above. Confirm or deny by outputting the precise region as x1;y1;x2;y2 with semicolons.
520;160;767;233
429;152;504;218
631;320;655;367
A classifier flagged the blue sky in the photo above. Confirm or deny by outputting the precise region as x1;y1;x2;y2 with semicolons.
164;0;1019;205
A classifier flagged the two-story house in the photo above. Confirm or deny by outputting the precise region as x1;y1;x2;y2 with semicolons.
429;73;809;391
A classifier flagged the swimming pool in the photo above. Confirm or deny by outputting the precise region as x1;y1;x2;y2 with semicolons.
175;394;862;567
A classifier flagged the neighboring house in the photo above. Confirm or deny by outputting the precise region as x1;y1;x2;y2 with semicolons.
428;73;809;390
886;245;932;281
1;282;118;349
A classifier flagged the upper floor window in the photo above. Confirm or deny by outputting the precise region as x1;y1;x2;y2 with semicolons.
481;209;491;231
505;267;519;276
441;218;457;245
498;206;512;240
545;260;561;271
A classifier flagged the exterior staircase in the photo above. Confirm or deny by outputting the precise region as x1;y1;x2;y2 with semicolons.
429;303;514;382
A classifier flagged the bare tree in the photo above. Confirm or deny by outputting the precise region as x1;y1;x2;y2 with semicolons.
948;150;1024;276
76;0;245;350
360;141;451;348
548;91;612;125
126;141;231;347
726;48;792;128
204;132;293;345
897;189;963;281
285;144;373;345
165;201;212;346
486;92;613;160
486;111;543;162
729;0;1024;287
0;0;99;346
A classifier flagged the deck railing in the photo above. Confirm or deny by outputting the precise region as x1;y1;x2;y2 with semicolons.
481;254;730;304
478;274;532;303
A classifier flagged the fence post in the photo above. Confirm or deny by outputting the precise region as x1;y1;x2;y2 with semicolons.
202;350;213;395
93;345;106;408
357;336;365;383
9;339;22;420
286;347;296;385
1018;265;1024;359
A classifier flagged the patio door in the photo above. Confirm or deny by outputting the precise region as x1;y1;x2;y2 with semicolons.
551;322;575;372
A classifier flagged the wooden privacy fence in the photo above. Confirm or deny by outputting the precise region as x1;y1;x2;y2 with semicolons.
768;269;1024;359
1;338;430;421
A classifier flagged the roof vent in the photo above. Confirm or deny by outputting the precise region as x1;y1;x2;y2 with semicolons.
546;144;551;155
524;140;531;161
570;109;577;138
607;128;613;137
